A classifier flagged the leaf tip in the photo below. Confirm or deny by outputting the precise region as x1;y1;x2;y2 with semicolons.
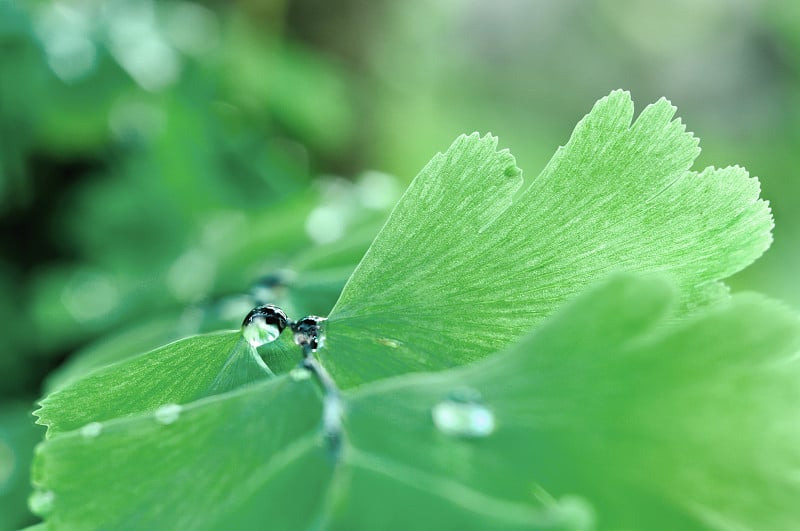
32;400;56;439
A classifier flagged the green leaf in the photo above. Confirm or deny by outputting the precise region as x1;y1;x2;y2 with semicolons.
346;274;800;530
324;90;772;387
34;332;287;437
32;275;800;529
32;377;332;530
32;373;590;530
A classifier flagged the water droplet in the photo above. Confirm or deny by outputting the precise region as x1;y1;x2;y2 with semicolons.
80;422;102;439
291;316;326;351
154;404;182;425
432;389;495;438
241;304;288;347
29;490;55;515
289;368;312;381
377;337;399;348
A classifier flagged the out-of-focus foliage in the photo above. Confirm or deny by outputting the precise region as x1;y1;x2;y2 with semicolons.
0;0;394;527
1;0;798;529
0;402;43;531
333;0;800;305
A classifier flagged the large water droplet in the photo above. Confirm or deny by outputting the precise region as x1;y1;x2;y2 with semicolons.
432;389;495;438
154;404;182;425
241;304;288;347
29;490;56;515
80;422;103;439
291;316;326;351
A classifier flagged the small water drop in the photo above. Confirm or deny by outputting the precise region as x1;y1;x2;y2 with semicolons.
377;337;399;348
154;404;182;425
289;367;312;381
291;316;326;351
241;304;288;347
29;490;55;515
432;389;495;438
80;422;102;439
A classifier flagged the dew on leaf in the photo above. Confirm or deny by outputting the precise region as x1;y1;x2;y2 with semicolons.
29;489;56;515
154;404;182;425
377;337;399;348
241;304;289;347
291;316;327;351
80;422;103;439
432;388;496;438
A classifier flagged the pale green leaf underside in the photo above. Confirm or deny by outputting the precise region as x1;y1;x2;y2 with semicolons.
324;90;772;387
34;331;289;437
33;275;800;530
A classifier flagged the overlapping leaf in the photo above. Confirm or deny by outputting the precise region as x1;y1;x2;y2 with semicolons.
324;90;772;387
35;332;290;436
32;275;800;529
347;275;800;530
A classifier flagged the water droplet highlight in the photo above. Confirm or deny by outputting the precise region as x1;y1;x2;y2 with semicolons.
241;304;288;347
29;490;55;515
80;422;102;439
378;337;399;348
154;404;182;425
290;316;326;351
432;389;495;438
289;367;312;381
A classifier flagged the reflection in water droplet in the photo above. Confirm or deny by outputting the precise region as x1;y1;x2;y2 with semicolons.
30;490;56;515
241;305;288;347
291;316;326;351
154;404;182;425
432;389;495;438
289;368;312;381
80;422;103;439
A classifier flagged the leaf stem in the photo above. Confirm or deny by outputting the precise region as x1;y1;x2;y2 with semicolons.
302;348;343;456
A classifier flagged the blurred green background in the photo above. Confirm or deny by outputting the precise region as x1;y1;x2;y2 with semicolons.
1;0;798;528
